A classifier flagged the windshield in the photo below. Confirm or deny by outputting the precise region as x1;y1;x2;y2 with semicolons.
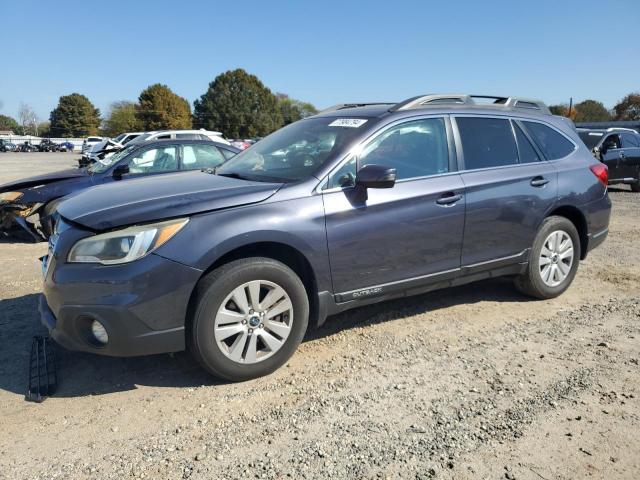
113;134;125;143
578;131;604;150
87;145;137;173
215;117;369;182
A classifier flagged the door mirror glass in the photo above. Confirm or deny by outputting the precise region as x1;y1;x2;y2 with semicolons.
355;164;396;189
112;164;129;178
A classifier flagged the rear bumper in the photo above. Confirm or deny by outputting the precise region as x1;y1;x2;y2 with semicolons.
586;227;608;253
41;252;203;357
583;193;612;256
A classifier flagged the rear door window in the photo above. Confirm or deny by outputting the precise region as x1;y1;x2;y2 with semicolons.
182;144;226;170
522;122;575;160
127;146;178;174
456;117;518;169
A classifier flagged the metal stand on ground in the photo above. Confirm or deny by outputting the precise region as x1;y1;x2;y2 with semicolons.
26;336;57;402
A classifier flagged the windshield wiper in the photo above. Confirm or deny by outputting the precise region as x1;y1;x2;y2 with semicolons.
217;172;251;181
201;166;251;180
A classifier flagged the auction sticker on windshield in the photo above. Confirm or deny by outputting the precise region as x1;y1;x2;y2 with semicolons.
329;119;368;128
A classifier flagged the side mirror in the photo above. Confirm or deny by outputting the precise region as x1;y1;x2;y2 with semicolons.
355;164;396;189
112;164;130;179
592;146;602;159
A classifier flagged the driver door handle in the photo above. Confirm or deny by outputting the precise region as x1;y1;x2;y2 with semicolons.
436;192;462;205
530;176;549;187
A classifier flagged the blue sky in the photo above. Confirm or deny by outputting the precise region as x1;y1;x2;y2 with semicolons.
1;0;638;121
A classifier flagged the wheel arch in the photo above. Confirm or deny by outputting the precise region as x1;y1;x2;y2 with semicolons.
186;241;322;330
546;205;589;260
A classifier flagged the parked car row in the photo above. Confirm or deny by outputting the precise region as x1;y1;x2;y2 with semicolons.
0;138;77;152
78;129;230;167
0;94;615;382
0;139;18;152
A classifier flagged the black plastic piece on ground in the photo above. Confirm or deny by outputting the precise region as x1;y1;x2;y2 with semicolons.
26;336;57;402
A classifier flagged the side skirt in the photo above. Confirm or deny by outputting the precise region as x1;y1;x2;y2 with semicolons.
315;250;529;326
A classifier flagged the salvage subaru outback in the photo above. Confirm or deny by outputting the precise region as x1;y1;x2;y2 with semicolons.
40;94;611;381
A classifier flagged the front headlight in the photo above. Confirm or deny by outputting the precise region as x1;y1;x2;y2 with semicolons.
0;191;23;204
68;218;188;265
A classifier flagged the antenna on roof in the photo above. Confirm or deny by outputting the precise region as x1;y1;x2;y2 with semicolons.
318;103;396;114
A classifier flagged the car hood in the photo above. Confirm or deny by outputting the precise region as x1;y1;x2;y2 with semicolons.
57;171;283;230
0;168;87;192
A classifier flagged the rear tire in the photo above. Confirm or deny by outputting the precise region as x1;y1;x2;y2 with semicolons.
515;216;580;299
631;179;640;192
188;257;309;381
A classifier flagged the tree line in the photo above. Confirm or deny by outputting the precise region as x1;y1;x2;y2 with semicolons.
0;69;318;139
1;71;639;138
548;95;640;123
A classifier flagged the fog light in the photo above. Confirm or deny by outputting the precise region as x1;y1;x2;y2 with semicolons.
90;320;109;345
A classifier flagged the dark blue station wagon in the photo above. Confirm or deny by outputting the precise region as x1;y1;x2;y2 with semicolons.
0;139;239;240
40;94;611;381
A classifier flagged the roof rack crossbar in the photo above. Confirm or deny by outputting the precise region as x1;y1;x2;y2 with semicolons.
390;94;551;115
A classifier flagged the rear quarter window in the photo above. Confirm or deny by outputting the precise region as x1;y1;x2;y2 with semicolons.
523;122;575;160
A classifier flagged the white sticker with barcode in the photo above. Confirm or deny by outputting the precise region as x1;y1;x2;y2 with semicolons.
328;118;368;128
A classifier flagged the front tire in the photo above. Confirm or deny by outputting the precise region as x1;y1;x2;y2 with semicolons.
188;257;309;381
631;180;640;192
515;216;580;299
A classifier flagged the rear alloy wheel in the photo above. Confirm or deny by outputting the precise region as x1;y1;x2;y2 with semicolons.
189;258;309;381
538;230;574;287
515;216;580;299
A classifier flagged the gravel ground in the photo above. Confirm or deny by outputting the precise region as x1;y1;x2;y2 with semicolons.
0;153;638;480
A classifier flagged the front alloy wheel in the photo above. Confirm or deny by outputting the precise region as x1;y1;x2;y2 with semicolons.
189;257;309;381
214;280;293;364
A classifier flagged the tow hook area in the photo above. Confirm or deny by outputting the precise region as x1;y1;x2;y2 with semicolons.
25;336;58;403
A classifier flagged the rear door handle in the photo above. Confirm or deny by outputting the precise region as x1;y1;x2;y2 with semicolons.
530;176;549;187
436;192;462;205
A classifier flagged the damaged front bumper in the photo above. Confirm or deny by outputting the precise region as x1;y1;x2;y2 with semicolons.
0;202;47;241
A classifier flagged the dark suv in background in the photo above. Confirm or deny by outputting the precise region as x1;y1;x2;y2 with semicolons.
40;94;611;381
577;127;640;191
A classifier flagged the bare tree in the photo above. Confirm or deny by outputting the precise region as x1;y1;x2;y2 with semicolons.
18;103;38;136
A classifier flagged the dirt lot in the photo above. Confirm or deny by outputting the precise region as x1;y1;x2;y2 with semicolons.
0;153;638;480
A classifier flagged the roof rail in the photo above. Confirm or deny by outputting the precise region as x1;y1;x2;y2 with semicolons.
606;127;638;133
318;103;395;114
389;94;551;115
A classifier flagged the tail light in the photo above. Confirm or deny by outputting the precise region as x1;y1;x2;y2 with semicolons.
589;163;608;187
